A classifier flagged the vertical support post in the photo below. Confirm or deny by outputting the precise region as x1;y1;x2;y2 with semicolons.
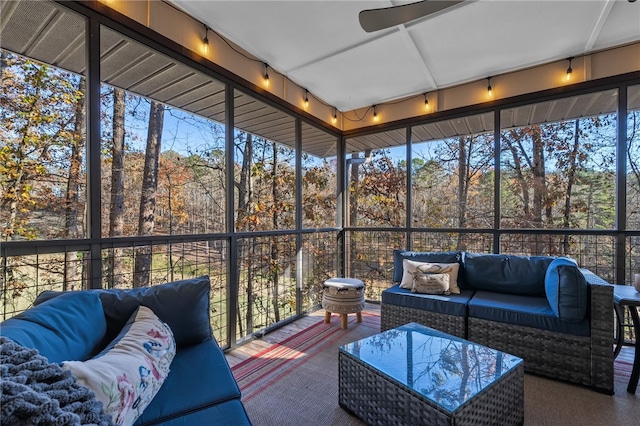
616;85;628;285
493;110;501;254
225;85;237;347
87;17;102;289
337;136;346;277
406;126;413;251
295;118;303;314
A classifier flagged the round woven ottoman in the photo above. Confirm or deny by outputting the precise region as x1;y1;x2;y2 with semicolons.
322;278;365;329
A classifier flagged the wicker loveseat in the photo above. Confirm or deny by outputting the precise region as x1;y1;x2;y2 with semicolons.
381;250;614;394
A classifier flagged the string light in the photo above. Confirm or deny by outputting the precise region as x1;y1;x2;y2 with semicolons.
202;24;209;55
263;63;270;87
304;89;309;108
423;93;429;111
487;77;493;97
566;57;573;81
373;105;379;122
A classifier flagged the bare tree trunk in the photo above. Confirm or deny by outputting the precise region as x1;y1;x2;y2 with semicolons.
349;153;361;271
562;120;580;254
532;128;545;226
532;128;546;254
134;101;164;288
457;137;468;227
456;137;469;250
64;78;86;290
506;131;531;219
107;88;126;288
236;133;253;227
167;173;174;282
235;133;253;335
349;153;361;228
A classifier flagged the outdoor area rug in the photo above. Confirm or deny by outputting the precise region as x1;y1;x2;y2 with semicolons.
232;314;638;426
232;313;379;405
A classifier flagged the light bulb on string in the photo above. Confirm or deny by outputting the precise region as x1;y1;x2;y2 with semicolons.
566;57;573;81
202;24;209;55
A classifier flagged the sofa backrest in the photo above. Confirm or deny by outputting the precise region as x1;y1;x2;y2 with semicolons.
34;276;213;349
0;291;107;363
462;252;554;296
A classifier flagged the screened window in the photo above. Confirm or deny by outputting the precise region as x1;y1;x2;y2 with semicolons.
411;113;495;229
99;26;227;239
301;122;337;229
1;1;87;242
233;90;296;232
500;90;618;230
345;129;408;228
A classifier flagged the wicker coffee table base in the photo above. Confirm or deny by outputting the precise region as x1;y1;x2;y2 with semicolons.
339;351;524;426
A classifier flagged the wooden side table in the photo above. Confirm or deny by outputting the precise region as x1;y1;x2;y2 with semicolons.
613;284;640;394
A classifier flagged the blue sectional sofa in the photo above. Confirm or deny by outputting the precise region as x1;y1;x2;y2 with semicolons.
381;250;614;394
0;276;252;425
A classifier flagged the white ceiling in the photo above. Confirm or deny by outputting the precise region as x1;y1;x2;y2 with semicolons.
169;0;640;112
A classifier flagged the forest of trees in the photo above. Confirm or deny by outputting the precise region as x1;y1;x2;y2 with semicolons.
1;49;639;337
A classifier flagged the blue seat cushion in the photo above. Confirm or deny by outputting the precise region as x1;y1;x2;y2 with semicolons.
392;250;462;283
139;399;251;426
36;276;212;348
134;338;241;425
382;284;473;317
468;291;590;336
0;291;107;363
462;252;553;296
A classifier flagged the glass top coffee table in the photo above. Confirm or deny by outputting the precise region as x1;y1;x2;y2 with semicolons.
339;322;524;425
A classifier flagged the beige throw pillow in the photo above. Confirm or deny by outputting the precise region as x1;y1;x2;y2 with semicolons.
411;272;450;294
400;259;461;294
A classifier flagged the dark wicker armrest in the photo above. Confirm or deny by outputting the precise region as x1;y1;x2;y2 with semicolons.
581;268;614;394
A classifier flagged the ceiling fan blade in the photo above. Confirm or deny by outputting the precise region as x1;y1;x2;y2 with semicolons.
359;0;464;33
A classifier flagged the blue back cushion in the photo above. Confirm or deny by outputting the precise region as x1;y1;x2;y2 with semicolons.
0;291;107;363
545;258;588;321
392;250;461;283
462;252;553;296
100;276;212;348
37;276;212;348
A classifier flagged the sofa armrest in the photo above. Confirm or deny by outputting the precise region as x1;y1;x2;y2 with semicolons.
580;268;611;286
582;268;613;339
582;269;614;394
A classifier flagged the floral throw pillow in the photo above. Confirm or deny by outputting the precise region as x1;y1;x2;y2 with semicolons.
62;305;176;426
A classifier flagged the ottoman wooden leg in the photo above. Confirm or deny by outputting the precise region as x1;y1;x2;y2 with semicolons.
324;311;331;323
356;312;362;323
341;314;348;329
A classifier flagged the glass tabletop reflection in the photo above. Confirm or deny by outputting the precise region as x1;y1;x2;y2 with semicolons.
340;322;523;412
